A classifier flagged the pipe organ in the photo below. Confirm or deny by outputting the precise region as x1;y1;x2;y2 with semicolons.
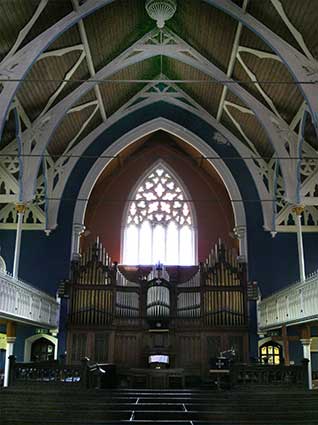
67;238;249;380
147;264;170;318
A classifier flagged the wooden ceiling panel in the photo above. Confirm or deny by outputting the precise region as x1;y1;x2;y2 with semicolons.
220;111;250;150
0;0;72;61
17;50;89;122
0;0;40;60
100;57;160;116
223;92;274;158
84;0;152;72
164;57;223;118
249;0;318;59
169;0;238;72
49;92;102;157
232;46;303;124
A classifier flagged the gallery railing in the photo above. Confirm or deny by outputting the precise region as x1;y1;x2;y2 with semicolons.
7;357;115;389
229;363;308;388
0;269;59;328
7;356;82;387
257;270;318;331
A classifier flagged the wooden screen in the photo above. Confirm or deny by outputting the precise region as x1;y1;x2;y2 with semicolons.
69;238;114;326
66;238;248;366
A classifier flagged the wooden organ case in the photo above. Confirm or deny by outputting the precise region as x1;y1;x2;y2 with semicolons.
66;238;249;381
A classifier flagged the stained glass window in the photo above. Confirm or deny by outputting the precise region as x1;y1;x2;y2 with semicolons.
122;163;196;265
260;341;282;365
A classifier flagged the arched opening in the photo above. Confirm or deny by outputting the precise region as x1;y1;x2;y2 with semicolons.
30;337;55;362
82;129;239;262
259;341;282;365
122;161;196;265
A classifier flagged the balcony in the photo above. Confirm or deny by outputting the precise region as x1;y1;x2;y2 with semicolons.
258;271;318;332
0;269;59;329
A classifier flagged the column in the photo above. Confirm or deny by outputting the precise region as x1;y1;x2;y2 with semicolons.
13;203;27;279
71;224;86;261
233;225;247;262
3;321;16;387
282;325;290;366
292;205;306;283
300;338;312;390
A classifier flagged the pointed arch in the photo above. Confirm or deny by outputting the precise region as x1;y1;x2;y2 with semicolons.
121;160;197;265
73;118;248;261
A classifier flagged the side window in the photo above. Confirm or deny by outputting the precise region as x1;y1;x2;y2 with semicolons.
260;341;282;365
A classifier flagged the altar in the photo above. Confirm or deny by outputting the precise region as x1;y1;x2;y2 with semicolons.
126;368;185;389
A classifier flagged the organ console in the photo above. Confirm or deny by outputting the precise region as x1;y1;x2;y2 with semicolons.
66;237;249;384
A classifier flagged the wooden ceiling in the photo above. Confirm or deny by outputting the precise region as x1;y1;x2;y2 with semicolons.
1;0;317;159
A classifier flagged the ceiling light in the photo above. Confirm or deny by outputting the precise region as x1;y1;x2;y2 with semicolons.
145;0;177;29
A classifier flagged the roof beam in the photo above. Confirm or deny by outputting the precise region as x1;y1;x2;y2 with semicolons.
217;0;249;121
44;76;273;232
203;0;318;133
0;0;115;142
71;0;107;122
0;0;317;149
9;28;300;204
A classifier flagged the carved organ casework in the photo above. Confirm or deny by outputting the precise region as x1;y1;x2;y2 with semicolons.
67;238;248;381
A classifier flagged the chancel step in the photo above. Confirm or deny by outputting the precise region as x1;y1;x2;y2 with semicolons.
1;388;318;424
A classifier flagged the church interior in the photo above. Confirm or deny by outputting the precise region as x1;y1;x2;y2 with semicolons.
1;0;318;423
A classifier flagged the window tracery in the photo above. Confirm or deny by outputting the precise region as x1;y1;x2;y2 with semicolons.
122;163;196;265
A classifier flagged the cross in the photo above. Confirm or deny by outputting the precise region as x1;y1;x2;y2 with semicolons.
216;359;225;369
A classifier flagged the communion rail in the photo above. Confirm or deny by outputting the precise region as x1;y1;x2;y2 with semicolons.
257;271;318;331
6;357;115;389
6;356;308;390
0;269;59;328
229;363;308;388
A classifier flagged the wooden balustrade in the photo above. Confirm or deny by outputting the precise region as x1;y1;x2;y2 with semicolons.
230;363;308;388
8;356;83;387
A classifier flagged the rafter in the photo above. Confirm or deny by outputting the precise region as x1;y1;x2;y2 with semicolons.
12;28;301;205
71;0;107;122
270;0;314;61
217;0;249;122
0;0;317;154
42;75;273;232
2;0;48;62
203;0;318;132
236;50;282;119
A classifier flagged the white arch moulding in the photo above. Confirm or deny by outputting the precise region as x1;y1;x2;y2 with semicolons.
0;0;317;147
15;29;300;203
72;117;248;261
203;0;318;131
24;333;58;362
46;81;273;233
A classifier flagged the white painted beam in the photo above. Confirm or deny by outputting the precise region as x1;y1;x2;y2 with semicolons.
72;0;107;122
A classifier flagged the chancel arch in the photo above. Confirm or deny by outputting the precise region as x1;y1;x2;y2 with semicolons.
73;118;247;261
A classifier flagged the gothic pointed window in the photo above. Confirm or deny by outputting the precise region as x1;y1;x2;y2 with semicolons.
122;162;196;265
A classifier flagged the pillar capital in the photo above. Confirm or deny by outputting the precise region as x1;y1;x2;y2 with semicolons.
73;223;86;236
300;338;312;346
15;203;27;214
233;225;247;262
292;205;305;216
233;225;246;239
